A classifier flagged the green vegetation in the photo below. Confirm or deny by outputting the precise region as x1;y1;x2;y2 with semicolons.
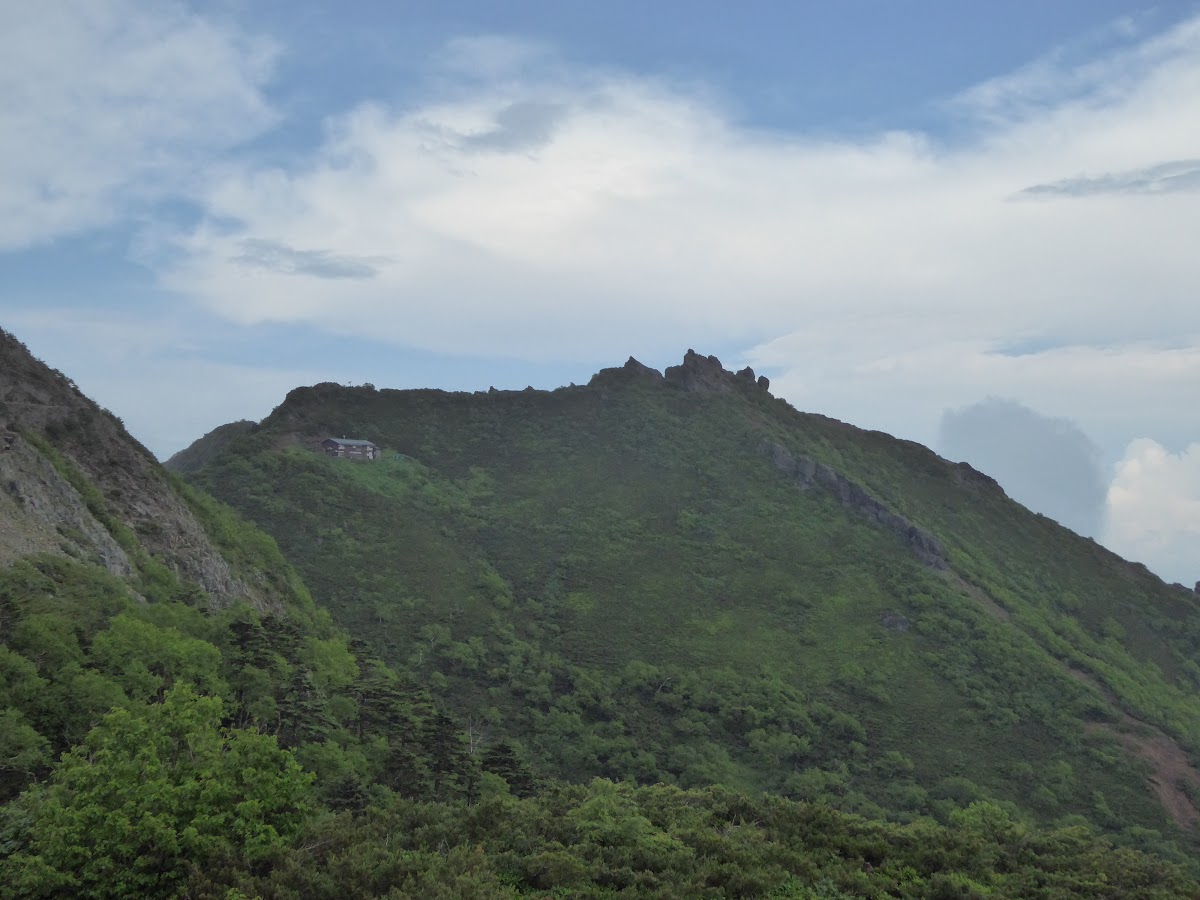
184;373;1200;864
1;545;1195;897
7;348;1200;895
3;684;312;898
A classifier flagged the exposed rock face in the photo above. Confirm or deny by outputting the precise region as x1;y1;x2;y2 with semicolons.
588;357;666;388
0;328;285;611
0;431;133;574
588;351;771;395
664;350;771;395
664;350;736;393
762;439;948;569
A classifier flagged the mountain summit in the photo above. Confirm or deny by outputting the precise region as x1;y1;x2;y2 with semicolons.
185;349;1200;843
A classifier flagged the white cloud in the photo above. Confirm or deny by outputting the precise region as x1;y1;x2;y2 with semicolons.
0;0;277;250
8;7;1198;579
160;13;1200;376
1105;440;1200;586
436;35;556;80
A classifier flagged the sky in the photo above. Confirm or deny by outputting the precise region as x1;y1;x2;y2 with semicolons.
2;1;1198;585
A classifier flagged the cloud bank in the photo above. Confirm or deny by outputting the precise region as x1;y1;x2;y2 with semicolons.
938;398;1106;538
1105;440;1200;586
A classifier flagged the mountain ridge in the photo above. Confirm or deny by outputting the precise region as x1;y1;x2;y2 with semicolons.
7;331;1200;894
0;327;306;613
184;348;1200;848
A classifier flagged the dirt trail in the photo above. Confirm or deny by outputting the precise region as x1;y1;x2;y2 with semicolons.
952;573;1200;830
1094;722;1200;829
949;573;1011;622
1064;668;1200;829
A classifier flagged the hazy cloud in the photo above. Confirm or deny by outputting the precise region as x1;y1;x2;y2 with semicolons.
462;101;569;153
1105;439;1200;585
938;398;1107;537
1019;159;1200;197
437;35;555;80
233;239;388;279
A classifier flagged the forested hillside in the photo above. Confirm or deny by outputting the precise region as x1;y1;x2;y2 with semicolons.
189;353;1200;861
3;330;1200;897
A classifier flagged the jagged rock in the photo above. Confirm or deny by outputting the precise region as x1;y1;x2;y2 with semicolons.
762;439;948;569
661;350;772;396
588;357;665;388
664;350;735;393
952;460;1007;496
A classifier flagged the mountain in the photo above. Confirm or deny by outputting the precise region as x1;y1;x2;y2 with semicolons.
0;328;495;893
164;419;256;475
0;329;303;613
185;350;1200;856
6;331;1200;897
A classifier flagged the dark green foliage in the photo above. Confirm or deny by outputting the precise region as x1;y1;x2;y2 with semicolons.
7;345;1200;894
163;420;257;474
188;377;1200;853
190;780;1200;899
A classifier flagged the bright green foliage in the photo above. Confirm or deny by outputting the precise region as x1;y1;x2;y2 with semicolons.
88;614;226;701
0;710;50;799
0;684;313;898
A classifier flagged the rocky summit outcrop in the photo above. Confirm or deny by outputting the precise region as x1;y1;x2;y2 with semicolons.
762;439;948;569
587;357;666;388
0;328;286;611
589;350;771;394
664;349;771;394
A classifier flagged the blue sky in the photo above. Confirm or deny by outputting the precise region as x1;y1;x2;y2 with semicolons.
2;1;1199;583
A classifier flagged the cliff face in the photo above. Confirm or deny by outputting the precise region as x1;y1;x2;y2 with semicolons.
0;329;288;611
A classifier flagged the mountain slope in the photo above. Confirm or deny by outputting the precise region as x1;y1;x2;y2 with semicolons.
164;419;256;475
0;329;306;612
4;334;1200;895
188;351;1200;854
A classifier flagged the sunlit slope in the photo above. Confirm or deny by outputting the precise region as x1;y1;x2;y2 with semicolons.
190;353;1200;846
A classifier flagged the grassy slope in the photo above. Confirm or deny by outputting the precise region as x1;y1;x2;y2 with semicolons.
190;375;1200;852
